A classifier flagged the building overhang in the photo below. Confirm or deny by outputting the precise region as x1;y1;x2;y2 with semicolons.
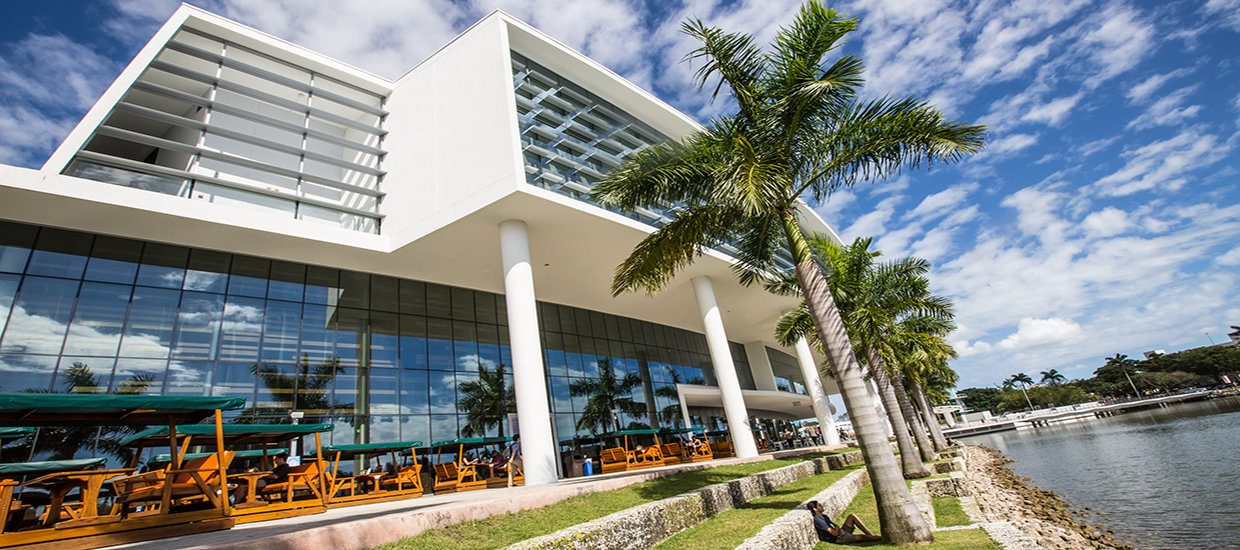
677;384;834;421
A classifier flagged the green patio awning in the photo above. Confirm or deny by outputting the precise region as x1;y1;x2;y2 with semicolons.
0;393;246;427
704;430;731;437
316;441;423;457
659;427;707;434
0;427;35;439
599;429;664;437
430;436;513;448
0;457;108;477
120;423;333;447
150;448;289;463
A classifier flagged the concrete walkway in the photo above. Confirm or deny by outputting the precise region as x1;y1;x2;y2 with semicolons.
110;445;843;550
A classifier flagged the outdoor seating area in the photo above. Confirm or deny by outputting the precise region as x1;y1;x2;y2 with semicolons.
429;437;522;494
596;429;667;474
313;441;424;508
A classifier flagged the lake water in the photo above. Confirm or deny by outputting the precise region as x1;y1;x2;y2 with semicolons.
958;396;1240;550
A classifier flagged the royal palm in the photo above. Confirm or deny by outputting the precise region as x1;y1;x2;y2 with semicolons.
592;2;984;543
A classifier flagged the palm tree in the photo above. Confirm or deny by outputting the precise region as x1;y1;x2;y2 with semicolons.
591;3;984;542
771;237;942;476
1104;353;1141;396
1010;373;1035;410
654;367;686;427
1040;369;1065;387
905;344;958;452
570;358;647;435
457;364;516;438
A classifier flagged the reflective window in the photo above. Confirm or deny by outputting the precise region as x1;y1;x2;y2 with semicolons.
62;282;132;357
26;229;92;279
218;295;264;361
171;292;224;360
261;300;301;363
0;277;79;354
136;243;188;289
0;221;36;274
85;236;142;284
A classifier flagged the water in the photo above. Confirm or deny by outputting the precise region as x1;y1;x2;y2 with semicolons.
959;396;1240;550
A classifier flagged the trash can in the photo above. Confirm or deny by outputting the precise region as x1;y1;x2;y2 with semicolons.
561;451;585;478
583;458;594;476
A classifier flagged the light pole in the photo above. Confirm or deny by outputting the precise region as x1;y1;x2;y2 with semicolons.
1205;332;1216;345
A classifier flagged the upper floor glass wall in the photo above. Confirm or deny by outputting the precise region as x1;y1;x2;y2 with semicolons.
63;27;387;233
767;347;808;395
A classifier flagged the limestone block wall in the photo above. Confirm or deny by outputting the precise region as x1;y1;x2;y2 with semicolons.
732;468;871;550
505;451;865;550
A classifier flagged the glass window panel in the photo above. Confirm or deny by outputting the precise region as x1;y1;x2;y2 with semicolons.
294;363;335;416
54;357;113;393
550;376;571;413
544;332;566;377
267;261;305;302
328;417;361;447
427;370;456;414
261;300;301;363
452;321;477;372
538;302;560;333
333;367;365;416
400;415;430;447
398;315;427;369
370;415;401;446
574;308;592;336
370;311;398;368
184;249;230;293
304;266;340;305
218;295;264;362
425;284;450;319
476;324;501;370
398;280;425;315
0;276;79;354
370;275;398;313
170;291;224;360
450;288;474;321
556;306;576;335
338;271;369;309
299;304;334;363
604;315;621;340
475;293;497;325
496;298;507;327
252;363;295;412
430;414;457;443
0;274;19;339
426;318;452;370
399;369;428;414
0;221;37;274
336;308;367;367
62;282;132;357
569;378;590;413
26;228;92;279
112;358;166;394
165;360;213;397
0;354;56;393
84;236;142;284
212;361;256;403
563;334;583;378
228;256;270;298
136;243;188;289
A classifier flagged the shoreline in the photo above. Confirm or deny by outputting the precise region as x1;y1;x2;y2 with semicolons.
960;445;1133;550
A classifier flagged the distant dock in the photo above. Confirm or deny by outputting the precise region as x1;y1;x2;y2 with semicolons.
945;389;1214;438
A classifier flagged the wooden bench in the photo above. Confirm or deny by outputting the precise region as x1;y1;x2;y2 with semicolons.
114;451;235;516
629;446;663;470
379;464;423;495
599;448;632;474
257;462;328;504
709;441;734;458
659;443;683;465
684;440;713;462
432;461;485;494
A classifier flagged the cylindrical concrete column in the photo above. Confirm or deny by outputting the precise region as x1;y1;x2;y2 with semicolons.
499;220;556;486
690;276;759;458
794;337;839;446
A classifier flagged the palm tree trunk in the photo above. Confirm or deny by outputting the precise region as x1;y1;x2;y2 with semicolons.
787;214;933;544
912;381;948;451
865;349;931;477
887;366;936;464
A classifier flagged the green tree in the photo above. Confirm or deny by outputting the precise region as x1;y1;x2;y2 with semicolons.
1009;373;1035;410
591;3;984;541
570;358;647;435
1040;369;1065;387
957;387;1003;414
457;364;516;438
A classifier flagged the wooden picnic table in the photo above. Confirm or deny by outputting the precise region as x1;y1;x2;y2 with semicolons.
22;468;135;529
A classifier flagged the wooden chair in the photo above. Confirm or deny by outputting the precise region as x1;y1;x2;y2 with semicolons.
709;441;734;458
378;464;423;495
258;462;328;504
113;451;235;517
599;448;632;474
630;446;663;470
432;461;485;494
685;440;713;462
659;443;683;465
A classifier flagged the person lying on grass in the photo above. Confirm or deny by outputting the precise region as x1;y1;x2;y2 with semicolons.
807;500;883;544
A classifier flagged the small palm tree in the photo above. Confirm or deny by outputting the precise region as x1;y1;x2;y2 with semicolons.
457;364;516;438
1010;373;1035;410
1040;369;1065;387
570;358;647;435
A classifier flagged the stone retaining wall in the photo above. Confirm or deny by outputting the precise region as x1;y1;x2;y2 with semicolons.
732;468;871;550
505;451;865;550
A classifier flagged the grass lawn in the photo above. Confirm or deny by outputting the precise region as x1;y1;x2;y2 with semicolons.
932;496;971;528
820;484;1000;550
655;464;865;550
371;451;841;550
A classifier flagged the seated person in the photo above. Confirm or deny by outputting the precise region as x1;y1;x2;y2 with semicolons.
233;453;290;504
807;500;882;544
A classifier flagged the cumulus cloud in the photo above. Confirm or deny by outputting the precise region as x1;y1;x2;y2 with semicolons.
1094;128;1231;196
1126;86;1203;130
995;317;1085;350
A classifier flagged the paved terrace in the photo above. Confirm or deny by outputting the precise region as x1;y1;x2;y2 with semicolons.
110;445;844;550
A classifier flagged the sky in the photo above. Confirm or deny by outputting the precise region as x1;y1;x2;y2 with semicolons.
1;0;1238;393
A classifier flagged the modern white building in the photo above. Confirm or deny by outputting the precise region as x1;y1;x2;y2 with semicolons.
0;6;844;485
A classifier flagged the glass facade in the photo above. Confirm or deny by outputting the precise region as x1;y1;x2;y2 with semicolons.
63;27;386;233
767;347;808;395
0;220;751;461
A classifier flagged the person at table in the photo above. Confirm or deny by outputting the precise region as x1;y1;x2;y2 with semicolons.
233;453;289;504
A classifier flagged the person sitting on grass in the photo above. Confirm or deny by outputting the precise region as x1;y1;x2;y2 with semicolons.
807;500;883;544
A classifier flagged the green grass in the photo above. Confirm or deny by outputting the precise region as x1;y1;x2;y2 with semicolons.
371;451;841;550
655;464;865;550
932;496;971;527
822;484;1000;549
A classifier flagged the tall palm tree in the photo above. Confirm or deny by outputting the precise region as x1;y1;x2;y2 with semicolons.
1040;369;1065;387
591;3;983;542
1104;353;1141;396
905;345;958;451
1010;373;1035;410
570;358;647;435
457;364;516;438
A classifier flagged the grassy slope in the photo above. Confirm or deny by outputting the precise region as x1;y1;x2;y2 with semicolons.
815;484;1000;550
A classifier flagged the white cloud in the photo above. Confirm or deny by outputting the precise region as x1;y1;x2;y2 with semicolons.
1203;0;1240;31
1081;207;1131;238
995;317;1084;350
1126;86;1203;130
1126;69;1191;104
1217;245;1240;266
906;182;978;222
1094;128;1231;196
1021;93;1083;126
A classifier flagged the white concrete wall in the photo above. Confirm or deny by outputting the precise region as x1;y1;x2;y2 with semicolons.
744;342;778;391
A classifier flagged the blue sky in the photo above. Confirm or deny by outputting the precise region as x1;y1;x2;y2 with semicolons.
1;0;1238;393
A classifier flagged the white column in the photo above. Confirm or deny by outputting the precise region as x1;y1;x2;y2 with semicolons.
691;276;759;459
794;337;839;446
867;379;894;437
499;220;556;486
